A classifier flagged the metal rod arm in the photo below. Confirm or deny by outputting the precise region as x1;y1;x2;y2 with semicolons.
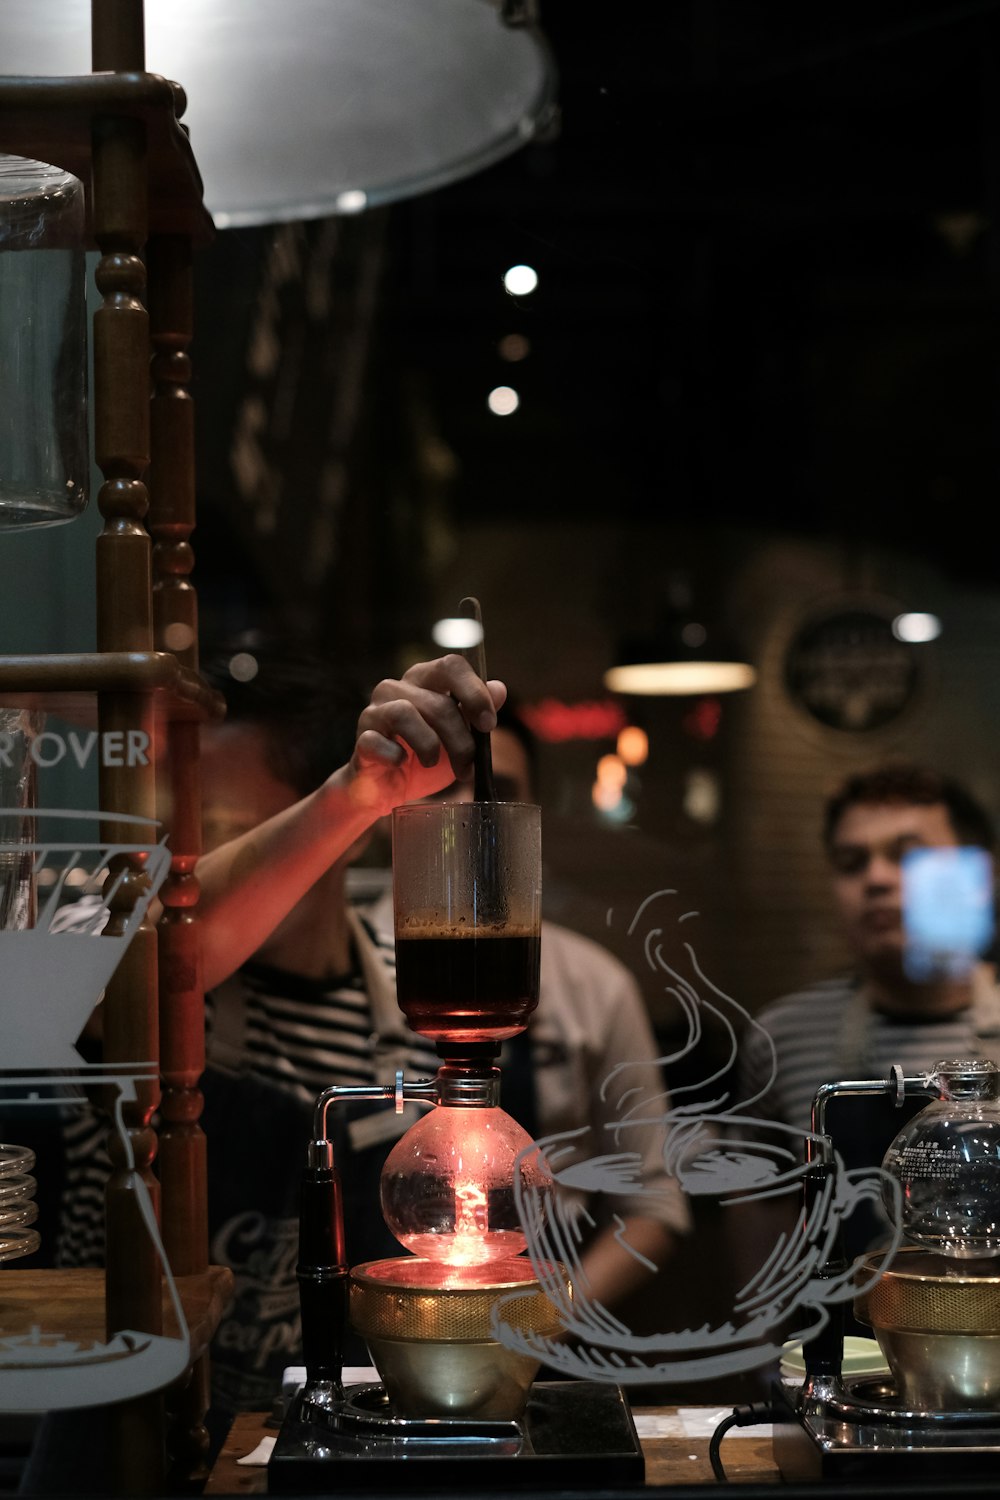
808;1066;940;1162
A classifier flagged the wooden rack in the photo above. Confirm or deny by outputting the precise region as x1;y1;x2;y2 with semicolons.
1;2;230;1490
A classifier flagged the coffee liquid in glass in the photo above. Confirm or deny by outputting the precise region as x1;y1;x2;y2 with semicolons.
395;924;541;1042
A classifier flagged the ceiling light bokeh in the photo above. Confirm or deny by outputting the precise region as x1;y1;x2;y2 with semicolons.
892;612;942;643
487;386;520;416
503;264;539;296
431;618;485;650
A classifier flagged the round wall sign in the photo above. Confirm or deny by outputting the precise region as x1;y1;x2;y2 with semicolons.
784;610;920;732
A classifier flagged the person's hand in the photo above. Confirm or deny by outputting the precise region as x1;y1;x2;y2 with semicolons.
346;655;506;816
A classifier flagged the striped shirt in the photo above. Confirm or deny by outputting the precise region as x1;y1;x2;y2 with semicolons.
54;1101;113;1268
736;970;1000;1137
208;946;438;1106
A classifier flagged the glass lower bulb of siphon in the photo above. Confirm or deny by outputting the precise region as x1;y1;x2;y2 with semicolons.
380;1104;549;1267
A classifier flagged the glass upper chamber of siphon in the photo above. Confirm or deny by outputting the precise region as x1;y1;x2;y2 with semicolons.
391;801;542;1047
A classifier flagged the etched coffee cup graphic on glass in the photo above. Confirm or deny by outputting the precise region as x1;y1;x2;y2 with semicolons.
392;802;542;1047
504;1108;898;1384
489;886;904;1386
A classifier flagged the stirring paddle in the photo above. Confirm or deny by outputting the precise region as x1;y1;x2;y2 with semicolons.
458;596;506;934
459;595;498;803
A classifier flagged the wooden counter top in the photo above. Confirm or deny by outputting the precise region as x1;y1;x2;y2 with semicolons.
0;1266;234;1362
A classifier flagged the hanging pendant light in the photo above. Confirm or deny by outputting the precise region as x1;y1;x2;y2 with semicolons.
603;617;757;697
3;0;557;228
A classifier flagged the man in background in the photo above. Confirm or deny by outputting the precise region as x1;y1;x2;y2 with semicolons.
730;762;1000;1309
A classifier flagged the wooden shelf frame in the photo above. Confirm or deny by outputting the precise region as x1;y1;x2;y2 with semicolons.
1;2;227;1491
0;72;214;243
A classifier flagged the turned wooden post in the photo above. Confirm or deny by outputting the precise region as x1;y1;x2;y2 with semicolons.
92;57;160;1281
148;232;206;1277
91;2;163;1493
148;230;213;1484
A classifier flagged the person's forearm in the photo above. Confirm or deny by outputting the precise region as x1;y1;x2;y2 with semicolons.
170;656;503;995
574;1217;676;1312
195;767;376;992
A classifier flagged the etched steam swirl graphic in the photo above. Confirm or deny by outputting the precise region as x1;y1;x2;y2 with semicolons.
495;888;901;1383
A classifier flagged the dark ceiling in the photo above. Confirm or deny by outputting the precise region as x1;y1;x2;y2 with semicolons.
378;0;999;569
194;0;1000;644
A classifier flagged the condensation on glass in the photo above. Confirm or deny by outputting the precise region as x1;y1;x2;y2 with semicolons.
0;155;88;529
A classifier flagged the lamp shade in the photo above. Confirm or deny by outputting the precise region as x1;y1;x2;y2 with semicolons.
603;619;757;697
3;0;558;228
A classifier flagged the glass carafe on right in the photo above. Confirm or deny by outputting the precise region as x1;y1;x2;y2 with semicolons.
883;1058;1000;1257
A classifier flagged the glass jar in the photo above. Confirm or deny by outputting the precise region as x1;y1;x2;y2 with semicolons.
882;1059;1000;1257
0;155;88;529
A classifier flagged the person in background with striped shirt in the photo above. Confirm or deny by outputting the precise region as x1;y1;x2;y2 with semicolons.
729;762;999;1345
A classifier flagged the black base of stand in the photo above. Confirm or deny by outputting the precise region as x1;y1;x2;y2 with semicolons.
269;1380;645;1492
771;1376;1000;1481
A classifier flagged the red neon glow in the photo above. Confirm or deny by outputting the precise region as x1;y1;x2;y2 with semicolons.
682;697;722;741
519;698;627;744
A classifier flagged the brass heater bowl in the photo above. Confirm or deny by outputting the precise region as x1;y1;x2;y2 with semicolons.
350;1256;571;1420
855;1247;1000;1410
